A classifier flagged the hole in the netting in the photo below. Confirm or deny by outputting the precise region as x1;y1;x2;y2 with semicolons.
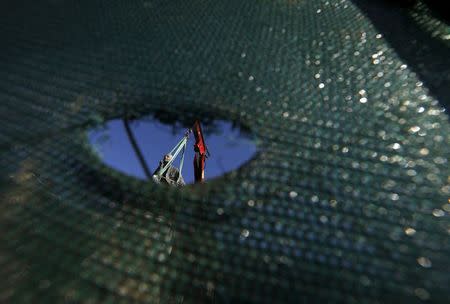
87;116;257;185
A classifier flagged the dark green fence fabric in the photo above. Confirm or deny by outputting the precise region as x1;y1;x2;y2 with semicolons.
0;0;449;303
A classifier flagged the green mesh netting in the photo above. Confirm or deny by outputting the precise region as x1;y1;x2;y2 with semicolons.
1;0;449;303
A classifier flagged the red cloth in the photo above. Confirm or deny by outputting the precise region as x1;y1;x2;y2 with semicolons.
193;120;207;182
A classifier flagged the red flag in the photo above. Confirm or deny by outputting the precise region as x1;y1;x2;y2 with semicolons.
193;120;208;183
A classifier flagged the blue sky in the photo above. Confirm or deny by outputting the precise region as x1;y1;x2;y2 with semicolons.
88;119;257;184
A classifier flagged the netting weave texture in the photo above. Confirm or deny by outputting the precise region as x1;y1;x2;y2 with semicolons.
0;0;449;303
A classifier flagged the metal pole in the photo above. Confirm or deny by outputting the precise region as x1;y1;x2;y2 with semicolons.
122;118;152;179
